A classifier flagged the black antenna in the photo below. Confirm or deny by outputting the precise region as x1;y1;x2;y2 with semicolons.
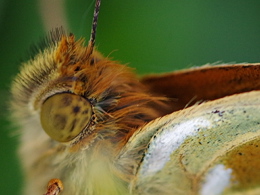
87;0;101;56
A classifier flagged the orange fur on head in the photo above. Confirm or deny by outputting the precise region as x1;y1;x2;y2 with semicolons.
11;29;168;154
10;29;169;194
53;33;168;153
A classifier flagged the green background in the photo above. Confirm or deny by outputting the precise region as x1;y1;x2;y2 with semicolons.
1;0;260;194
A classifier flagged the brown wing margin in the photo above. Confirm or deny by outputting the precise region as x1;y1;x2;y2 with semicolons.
141;63;260;112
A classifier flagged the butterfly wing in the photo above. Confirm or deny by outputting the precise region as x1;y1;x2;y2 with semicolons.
117;91;260;195
141;63;260;112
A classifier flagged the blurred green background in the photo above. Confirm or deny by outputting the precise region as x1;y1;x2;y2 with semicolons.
1;0;260;194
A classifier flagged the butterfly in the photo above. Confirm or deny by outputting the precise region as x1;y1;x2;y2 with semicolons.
9;0;260;194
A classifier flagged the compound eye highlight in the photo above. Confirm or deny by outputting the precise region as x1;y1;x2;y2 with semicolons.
40;93;92;142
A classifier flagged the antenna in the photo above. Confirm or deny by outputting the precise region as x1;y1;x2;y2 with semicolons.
87;0;101;56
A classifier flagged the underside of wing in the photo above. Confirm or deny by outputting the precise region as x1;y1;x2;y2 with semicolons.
118;91;260;195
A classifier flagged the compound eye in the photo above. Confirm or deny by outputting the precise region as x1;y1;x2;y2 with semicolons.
40;93;92;142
